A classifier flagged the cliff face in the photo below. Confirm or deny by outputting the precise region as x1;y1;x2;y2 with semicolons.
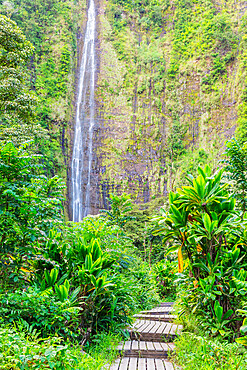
4;0;247;215
88;0;247;211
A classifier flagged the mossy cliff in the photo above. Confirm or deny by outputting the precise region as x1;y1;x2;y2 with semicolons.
2;0;247;214
94;0;247;210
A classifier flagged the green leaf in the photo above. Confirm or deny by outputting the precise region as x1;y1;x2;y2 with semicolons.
165;245;179;256
203;213;212;233
70;286;81;303
222;309;233;321
236;336;247;346
214;301;223;322
85;253;93;271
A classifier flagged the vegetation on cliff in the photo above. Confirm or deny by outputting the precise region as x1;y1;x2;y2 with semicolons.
0;0;82;180
98;0;247;201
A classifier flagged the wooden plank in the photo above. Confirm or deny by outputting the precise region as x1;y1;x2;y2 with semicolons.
138;321;154;333
133;319;146;328
119;357;129;370
123;341;131;351
164;361;174;370
167;343;175;351
155;359;165;370
116;342;124;351
139;341;146;350
170;325;178;335
156;322;167;334
165;315;176;320
142;321;157;333
138;358;146;370
146;341;155;350
136;321;150;333
163;323;173;335
132;340;139;350
147;308;173;315
134;314;175;322
152;307;173;313
129;358;137;369
109;359;120;370
159;302;174;306
139;307;173;315
153;342;163;351
133;320;146;330
147;358;156;370
159;342;169;351
149;321;162;334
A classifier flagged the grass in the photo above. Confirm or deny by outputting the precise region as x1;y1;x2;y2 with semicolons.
168;308;247;370
172;330;247;370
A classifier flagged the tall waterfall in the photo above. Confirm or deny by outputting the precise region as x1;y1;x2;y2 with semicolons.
72;0;96;222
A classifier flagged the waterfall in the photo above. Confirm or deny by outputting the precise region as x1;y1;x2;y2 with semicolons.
72;0;96;222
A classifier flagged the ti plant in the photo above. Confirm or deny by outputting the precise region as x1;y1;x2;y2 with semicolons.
236;318;247;346
155;165;237;275
155;165;247;340
41;268;80;303
76;239;115;296
209;301;234;337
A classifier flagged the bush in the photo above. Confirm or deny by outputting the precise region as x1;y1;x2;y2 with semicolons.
31;216;161;339
153;259;177;299
155;165;247;340
0;288;80;340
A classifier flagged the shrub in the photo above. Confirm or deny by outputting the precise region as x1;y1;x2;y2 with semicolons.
153;259;177;299
174;332;247;370
0;288;80;340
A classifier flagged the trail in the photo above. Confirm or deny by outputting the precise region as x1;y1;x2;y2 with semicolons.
109;302;182;369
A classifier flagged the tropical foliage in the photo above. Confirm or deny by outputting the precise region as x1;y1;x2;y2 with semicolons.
155;159;247;346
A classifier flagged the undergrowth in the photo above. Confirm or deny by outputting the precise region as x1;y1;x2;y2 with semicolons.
173;332;247;370
0;325;120;370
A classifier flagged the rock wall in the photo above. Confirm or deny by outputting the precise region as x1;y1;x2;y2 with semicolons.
73;0;247;214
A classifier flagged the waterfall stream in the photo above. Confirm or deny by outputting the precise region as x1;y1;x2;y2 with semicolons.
72;0;96;222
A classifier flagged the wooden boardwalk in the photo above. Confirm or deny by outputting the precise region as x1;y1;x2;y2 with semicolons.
117;340;175;358
110;358;175;369
130;320;182;342
108;303;181;370
138;307;174;315
133;314;176;322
